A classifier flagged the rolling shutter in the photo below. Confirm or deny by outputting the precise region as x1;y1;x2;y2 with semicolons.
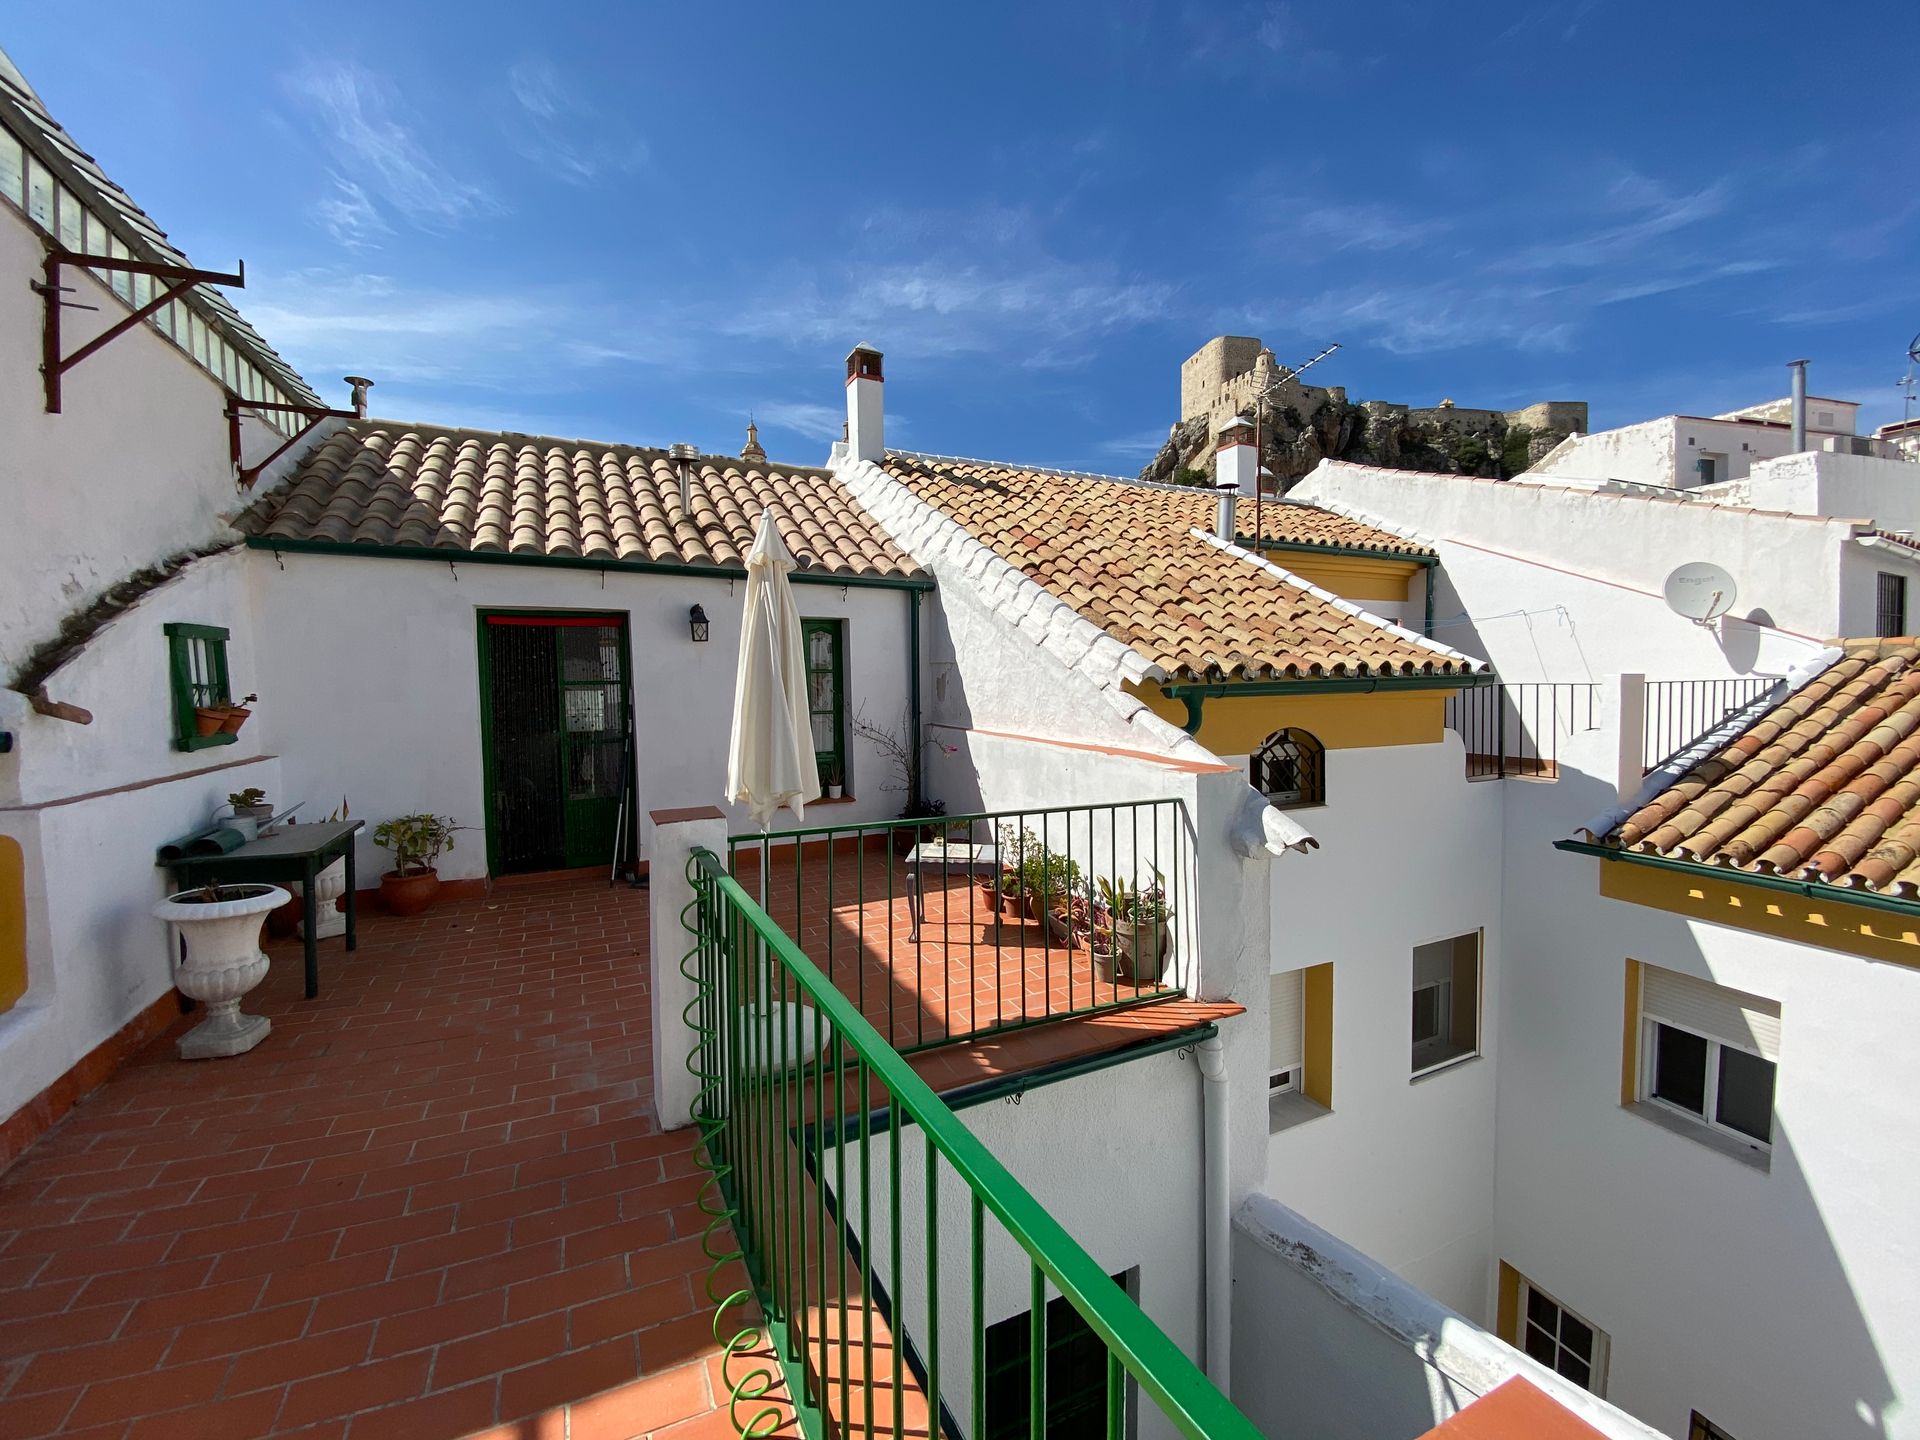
1641;965;1780;1062
1271;968;1304;1074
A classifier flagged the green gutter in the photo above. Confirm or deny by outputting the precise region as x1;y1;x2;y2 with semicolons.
1161;671;1497;735
1554;838;1920;923
244;535;936;592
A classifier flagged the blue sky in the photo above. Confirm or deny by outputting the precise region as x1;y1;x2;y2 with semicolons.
7;2;1917;469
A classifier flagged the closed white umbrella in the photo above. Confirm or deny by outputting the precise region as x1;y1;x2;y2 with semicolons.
725;508;821;1072
726;508;820;828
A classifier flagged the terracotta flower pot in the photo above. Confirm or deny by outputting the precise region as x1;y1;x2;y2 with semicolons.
218;706;252;734
194;707;228;736
380;868;441;917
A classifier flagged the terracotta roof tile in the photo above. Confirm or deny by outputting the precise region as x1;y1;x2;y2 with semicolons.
883;453;1480;682
1595;640;1920;895
246;421;925;581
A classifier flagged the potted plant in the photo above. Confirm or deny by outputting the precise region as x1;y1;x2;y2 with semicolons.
227;787;273;824
824;760;844;801
372;813;459;916
218;694;259;734
152;881;288;1058
1098;871;1173;982
193;706;227;737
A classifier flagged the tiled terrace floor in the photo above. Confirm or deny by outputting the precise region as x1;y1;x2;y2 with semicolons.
0;855;1229;1440
0;875;783;1440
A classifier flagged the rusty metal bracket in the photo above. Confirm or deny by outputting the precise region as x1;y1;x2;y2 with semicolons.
224;393;357;489
37;247;245;414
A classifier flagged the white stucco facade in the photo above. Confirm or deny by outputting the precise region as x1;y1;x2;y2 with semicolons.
0;549;279;1120
1290;454;1920;1437
1255;736;1505;1320
247;549;924;883
0;203;289;683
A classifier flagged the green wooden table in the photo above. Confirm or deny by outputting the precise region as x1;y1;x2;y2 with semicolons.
161;820;363;999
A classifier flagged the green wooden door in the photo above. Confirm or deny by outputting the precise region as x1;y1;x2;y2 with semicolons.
479;614;631;874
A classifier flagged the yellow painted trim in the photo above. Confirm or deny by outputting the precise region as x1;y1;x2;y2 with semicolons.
1496;1261;1522;1344
1302;962;1334;1108
1598;860;1920;970
1127;683;1451;753
0;836;25;1015
1264;551;1420;603
1620;959;1642;1107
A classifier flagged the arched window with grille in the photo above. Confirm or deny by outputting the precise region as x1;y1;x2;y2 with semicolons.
1251;728;1325;808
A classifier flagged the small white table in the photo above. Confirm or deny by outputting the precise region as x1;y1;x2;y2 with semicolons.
903;841;1001;941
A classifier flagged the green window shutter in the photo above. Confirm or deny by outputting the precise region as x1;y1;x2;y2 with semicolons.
802;620;846;788
163;623;236;751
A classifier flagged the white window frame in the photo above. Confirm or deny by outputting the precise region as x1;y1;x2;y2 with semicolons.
1520;1279;1610;1396
1640;1017;1775;1152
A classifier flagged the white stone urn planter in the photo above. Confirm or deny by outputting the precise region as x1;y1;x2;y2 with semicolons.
292;858;348;940
153;884;288;1059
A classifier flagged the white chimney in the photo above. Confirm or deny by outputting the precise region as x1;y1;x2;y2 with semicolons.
846;344;884;464
1215;414;1258;496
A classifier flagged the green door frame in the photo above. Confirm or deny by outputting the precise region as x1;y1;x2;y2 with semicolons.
475;608;635;877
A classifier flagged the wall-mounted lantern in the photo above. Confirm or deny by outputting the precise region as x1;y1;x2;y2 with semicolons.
689;604;710;643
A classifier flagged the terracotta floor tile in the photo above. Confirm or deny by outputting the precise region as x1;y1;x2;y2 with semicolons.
0;857;1218;1439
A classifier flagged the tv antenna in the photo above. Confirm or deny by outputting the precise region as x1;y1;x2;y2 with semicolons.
1248;342;1342;547
1663;561;1738;626
1901;332;1920;421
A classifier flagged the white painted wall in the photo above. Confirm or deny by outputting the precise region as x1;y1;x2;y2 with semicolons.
846;1051;1209;1440
0;204;285;683
1294;461;1851;656
1742;449;1920;533
0;549;279;1120
1232;1194;1666;1440
1531;416;1800;491
247;550;921;882
1255;736;1506;1320
1499;762;1920;1439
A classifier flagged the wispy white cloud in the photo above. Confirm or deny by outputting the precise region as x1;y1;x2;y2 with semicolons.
1288;201;1452;255
285;60;497;237
242;269;669;390
504;58;649;186
723;205;1175;368
754;402;847;443
1184;1;1345;77
1094;425;1178;460
312;177;390;250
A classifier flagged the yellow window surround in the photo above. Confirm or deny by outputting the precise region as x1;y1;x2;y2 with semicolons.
0;835;25;1015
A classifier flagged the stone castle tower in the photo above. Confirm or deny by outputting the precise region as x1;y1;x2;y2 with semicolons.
1144;335;1588;489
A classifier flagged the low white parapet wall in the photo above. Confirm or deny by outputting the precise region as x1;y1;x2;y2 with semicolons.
1231;1193;1664;1440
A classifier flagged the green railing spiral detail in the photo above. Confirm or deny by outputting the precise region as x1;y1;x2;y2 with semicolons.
681;856;784;1438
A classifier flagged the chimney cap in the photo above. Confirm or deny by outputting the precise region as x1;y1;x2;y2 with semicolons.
342;374;374;387
846;344;885;385
668;442;700;461
847;341;883;358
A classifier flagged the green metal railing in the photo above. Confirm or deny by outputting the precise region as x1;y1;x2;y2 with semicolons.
682;847;1258;1440
724;801;1193;1054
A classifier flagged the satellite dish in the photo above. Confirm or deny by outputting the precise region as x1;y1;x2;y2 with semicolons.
1664;562;1738;625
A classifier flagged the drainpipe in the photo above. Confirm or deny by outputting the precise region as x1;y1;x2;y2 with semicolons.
1423;563;1436;638
1194;1035;1231;1393
907;588;924;810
